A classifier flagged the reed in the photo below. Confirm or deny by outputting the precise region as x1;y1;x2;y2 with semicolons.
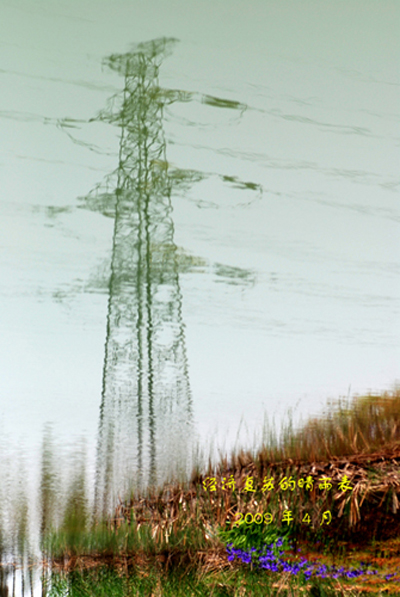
3;388;400;595
254;386;400;464
39;388;400;585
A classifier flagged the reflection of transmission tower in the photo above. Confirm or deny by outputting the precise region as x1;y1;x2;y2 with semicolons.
86;39;193;517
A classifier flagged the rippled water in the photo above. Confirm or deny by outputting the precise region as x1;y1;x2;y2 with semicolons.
0;3;399;590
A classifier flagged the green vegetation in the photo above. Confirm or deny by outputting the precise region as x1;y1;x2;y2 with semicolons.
2;387;400;595
44;566;343;597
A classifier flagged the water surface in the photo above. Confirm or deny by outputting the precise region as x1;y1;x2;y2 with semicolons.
0;4;399;572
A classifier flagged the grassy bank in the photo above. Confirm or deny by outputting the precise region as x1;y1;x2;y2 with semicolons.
37;387;400;595
2;387;400;595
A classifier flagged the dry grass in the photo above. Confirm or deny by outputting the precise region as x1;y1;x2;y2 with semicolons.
42;387;400;589
108;388;400;547
255;386;400;464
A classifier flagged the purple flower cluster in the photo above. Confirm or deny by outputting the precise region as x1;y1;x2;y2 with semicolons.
226;540;400;583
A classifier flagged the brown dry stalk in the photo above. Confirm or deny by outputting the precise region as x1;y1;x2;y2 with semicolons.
107;449;400;553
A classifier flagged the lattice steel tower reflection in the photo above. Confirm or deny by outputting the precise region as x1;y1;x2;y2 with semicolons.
82;39;194;517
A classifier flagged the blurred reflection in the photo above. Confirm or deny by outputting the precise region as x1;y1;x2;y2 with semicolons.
79;39;194;515
0;570;7;597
